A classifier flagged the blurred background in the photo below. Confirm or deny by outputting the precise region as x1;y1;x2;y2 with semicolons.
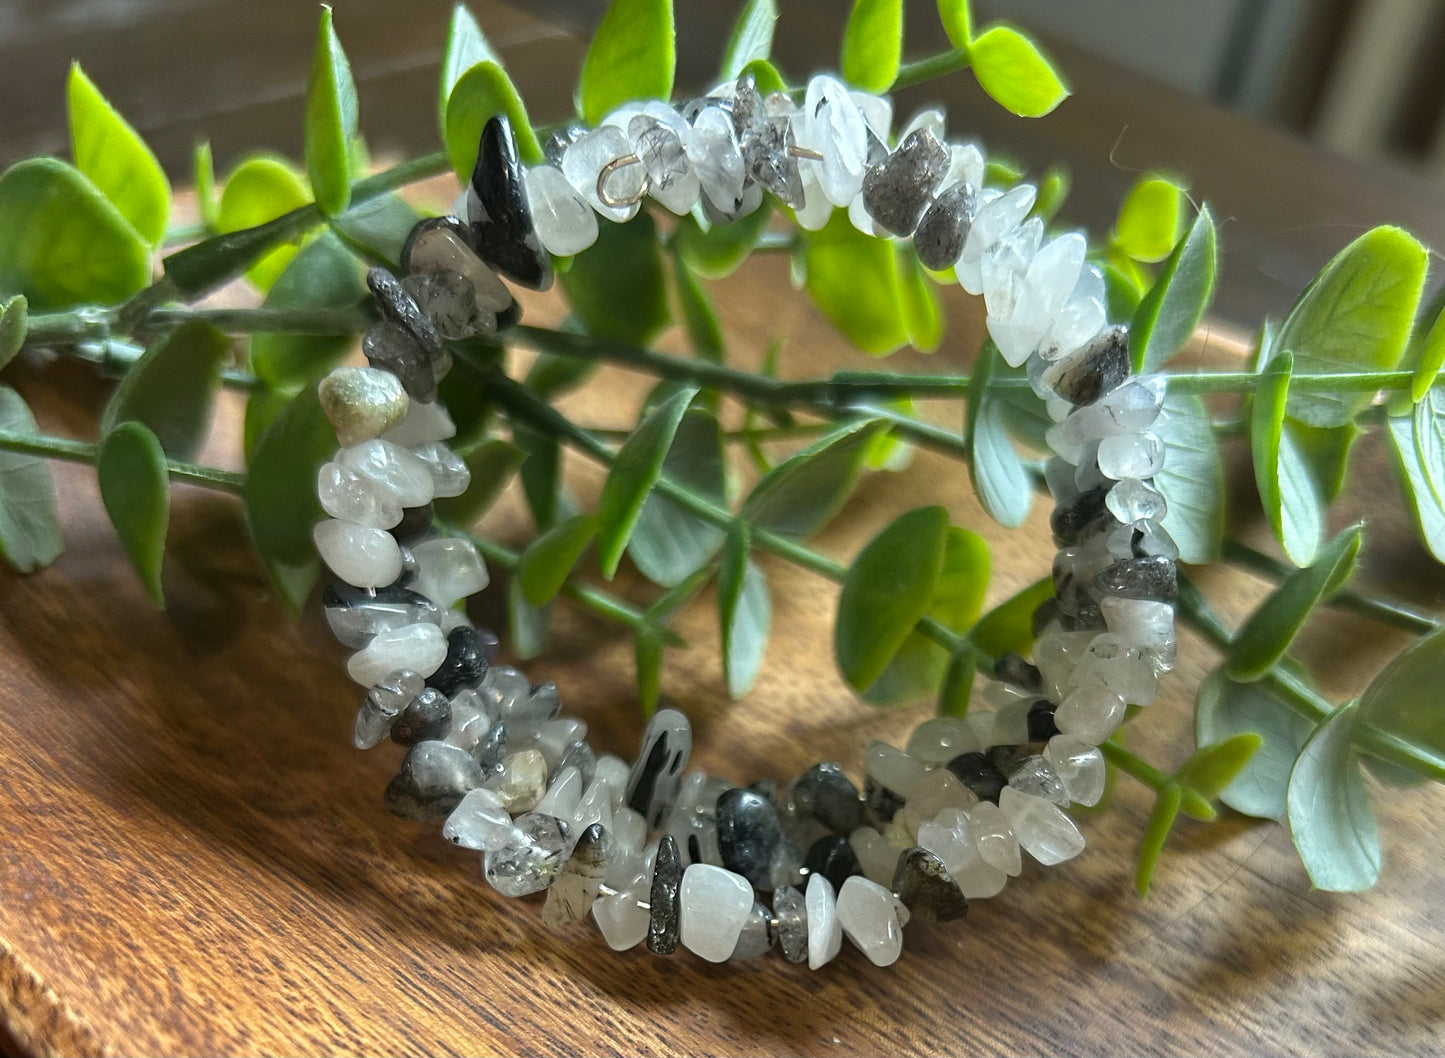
2;0;1444;326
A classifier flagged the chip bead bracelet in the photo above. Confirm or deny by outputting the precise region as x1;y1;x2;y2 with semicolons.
309;71;1180;969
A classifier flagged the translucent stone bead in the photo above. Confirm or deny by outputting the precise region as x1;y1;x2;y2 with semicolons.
864;741;927;825
914;807;1006;899
572;777;614;840
1046;283;1109;363
679;863;753;963
913;182;976;272
1034;629;1098;701
385;740;483;820
992;699;1033;745
786;761;864;834
716;787;788;890
944;142;985;193
849;91;893;144
313;519;402;590
625;707;692;828
593;861;653;951
1069;633;1160;705
981;217;1044;318
444;695;492;752
318;366;408;447
901;768;977;838
773;884;809;963
562;126;643;223
965;801;1022;876
849;827;899;887
730;901;776;961
523;164;600;257
484;811;570;896
739;114;805;209
533;765;583;821
382;400;455;447
793;168;833;231
687;106;746;213
339;439;435;508
442;787;517;851
402;216;513;313
544;823;613;928
1055;684;1127;745
847;187;888;238
410;537;488;609
410;441;470;498
536;717;588;768
835;876;908;967
593;754;631;813
403;270;493;341
1059;376;1167;446
998;787;1085;865
1044;735;1106;807
1007;755;1070;807
628;107;698;215
346;622;448;685
317;462;403;530
1041;325;1131;406
485;748;549;812
326;583;442;650
958;184;1037;294
805;873;844;969
1106;478;1169;523
891;846;967;924
1098;431;1165;480
988;231;1087;367
906;716;979;766
945;751;1008;805
1107;518;1180;563
610;806;647;859
798;74;868;207
1100;597;1177;669
860;127;950;236
353;668;423;749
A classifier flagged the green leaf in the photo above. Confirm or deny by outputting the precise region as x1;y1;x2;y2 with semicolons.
1289;418;1358;505
1276;426;1323;567
937;650;976;717
0;158;150;311
247;232;365;389
971;397;1031;528
439;4;501;138
432;437;526;527
1409;295;1445;403
445;60;544;180
244;385;335;611
803;211;910;355
635;627;665;716
330;193;422;268
1386;398;1445;562
1286;699;1381;892
577;0;676;126
717;522;771;697
66;63;169;247
0;385;63;572
1114;176;1183;265
216;155;313;292
897;251;943;353
1251;352;1321;566
1357;627;1445;779
1031;165;1071;225
967;576;1052;659
514;420;562;531
1099;256;1146;321
0;296;27;373
841;0;903;92
1195;666;1316;820
673;204;771;279
595;387;697;577
739;58;787;95
96;421;169;606
1131;205;1217;372
1153;392;1224;564
1135;783;1182;897
1275;225;1427;428
835;505;949;691
561;211;669;345
304;6;360;216
1228;524;1362;682
741;419;884;538
673;256;724;363
101;321;230;460
967;24;1069;117
193;142;219;231
629;407;727;586
508;574;552;660
937;0;973;47
518;513;598;606
719;0;777;80
1176;732;1262;802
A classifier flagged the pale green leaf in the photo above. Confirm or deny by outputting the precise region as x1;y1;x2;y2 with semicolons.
1385;405;1445;563
509;574;552;660
1135;783;1181;896
1176;733;1263;802
635;628;664;716
1409;295;1445;403
1153;391;1225;564
97;420;169;606
0;296;27;373
629;407;727;586
444;60;543;181
102;320;231;460
193;142;219;231
518;513;598;606
330;193;422;268
898;251;943;353
1357;627;1445;779
673;204;771;279
216;154;312;292
967;24;1069;117
0;385;63;572
803;211;910;355
971;398;1031;528
741;419;884;538
967;576;1052;659
1114;175;1183;264
673;255;724;363
842;0;903;93
1131;205;1217;372
1252;352;1321;565
560;211;669;345
303;6;359;216
578;0;676;126
1195;665;1316;820
1286;699;1381;892
937;0;973;47
719;0;778;81
67;63;170;246
718;523;770;698
439;4;501;138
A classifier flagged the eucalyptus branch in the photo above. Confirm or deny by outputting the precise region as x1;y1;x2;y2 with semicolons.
892;48;972;91
0;428;246;494
65;340;263;393
25;305;374;348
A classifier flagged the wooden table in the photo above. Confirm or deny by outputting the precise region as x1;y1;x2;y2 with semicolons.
4;3;1445;1056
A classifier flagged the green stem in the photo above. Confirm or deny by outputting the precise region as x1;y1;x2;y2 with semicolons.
67;339;262;393
1222;539;1438;636
1100;740;1171;791
0;429;246;494
25;305;373;347
893;48;972;91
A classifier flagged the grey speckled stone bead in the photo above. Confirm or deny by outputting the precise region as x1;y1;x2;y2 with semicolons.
913;182;976;271
384;740;482;821
729;901;776;961
861;128;950;237
787;761;864;834
647;833;683;955
891;845;969;924
772;884;809;963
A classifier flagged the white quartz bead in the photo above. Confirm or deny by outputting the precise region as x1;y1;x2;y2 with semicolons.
906;716;979;766
411;537;489;609
835;876;908;967
524;164;600;257
899;107;946;143
313;518;402;589
488;748;549;812
1098;430;1166;480
799;74;868;207
443;788;518;851
1044;735;1107;807
610;806;647;859
794;168;833;231
382;400;456;447
1044;266;1109;361
865;741;926;802
533;765;583;821
944;142;985;192
998;786;1085;865
346;622;447;685
1107;478;1169;523
988;231;1087;367
965;800;1022;876
1100;596;1177;669
562;126;643;223
627;110;699;215
593;754;631;813
805;873;844;969
847;188;889;238
317;462;403;529
339;439;435;508
687;105;746;212
915;807;1007;898
849;826;899;887
573;777;614;839
679;863;754;963
1034;629;1098;702
849;90;893;142
1069;633;1160;706
902;768;977;837
1055;684;1128;745
1059;376;1167;446
405;224;513;312
410;441;471;498
593;866;652;950
958;184;1037;294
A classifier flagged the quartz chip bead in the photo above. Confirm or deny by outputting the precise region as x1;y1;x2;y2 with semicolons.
313;519;402;590
891;846;968;924
647;834;684;954
389;687;451;746
385;740;483;820
402;270;493;341
626;708;692;828
1044;735;1107;807
957;184;1037;296
401;215;514;313
849;827;899;887
1055;684;1127;745
864;741;927;826
317;462;404;530
687;104;746;215
427;626;491;696
339;439;436;509
410;537;488;610
486;747;549;813
786;761;865;834
484;811;571;896
945;751;1008;804
523;164;600;257
915;808;1007;899
533;765;584;822
1105;478;1169;526
998;786;1086;865
913;182;976;272
325;582;442;650
543;823;614;929
803;834;862;892
471;721;509;778
804;873;844;969
318;366;409;448
409;441;470;500
796;74;868;207
468;115;552;290
353;668;424;749
1007;755;1070;807
442;787;518;851
835;876;909;967
627;108;699;215
860;127;950;237
1100;596;1178;670
679;863;754;963
715;787;789;890
730;901;777;961
772;884;809;963
1042;324;1131;406
1069;632;1161;705
906;716;979;767
1057;376;1167;447
900;768;978;837
347;622;448;686
382;399;455;447
562;125;644;223
367;267;444;363
593;854;653;951
362;320;438;403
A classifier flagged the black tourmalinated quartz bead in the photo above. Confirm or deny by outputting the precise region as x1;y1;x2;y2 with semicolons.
715;788;787;890
787;761;865;834
1042;325;1131;406
995;651;1043;694
891;846;968;924
367;267;444;361
803;834;861;892
1027;700;1060;742
1091;555;1178;601
945;751;1008;804
647;834;683;955
625;709;691;828
772;885;809;963
860;127;950;237
426;626;490;696
390;687;452;746
322;582;442;649
469;115;552;291
384;741;482;820
913;182;976;271
1050;486;1113;546
391;502;435;547
472;722;508;777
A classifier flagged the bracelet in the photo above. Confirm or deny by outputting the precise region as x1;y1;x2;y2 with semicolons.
310;71;1178;969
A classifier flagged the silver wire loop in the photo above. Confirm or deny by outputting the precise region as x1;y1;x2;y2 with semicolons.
596;154;648;208
788;144;825;161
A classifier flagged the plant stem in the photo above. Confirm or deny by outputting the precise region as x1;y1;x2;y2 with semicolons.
66;339;262;393
893;48;972;91
0;429;246;494
1100;740;1171;791
1222;539;1438;636
25;306;373;347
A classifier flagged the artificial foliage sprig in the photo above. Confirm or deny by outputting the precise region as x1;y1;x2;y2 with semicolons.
0;0;1443;898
